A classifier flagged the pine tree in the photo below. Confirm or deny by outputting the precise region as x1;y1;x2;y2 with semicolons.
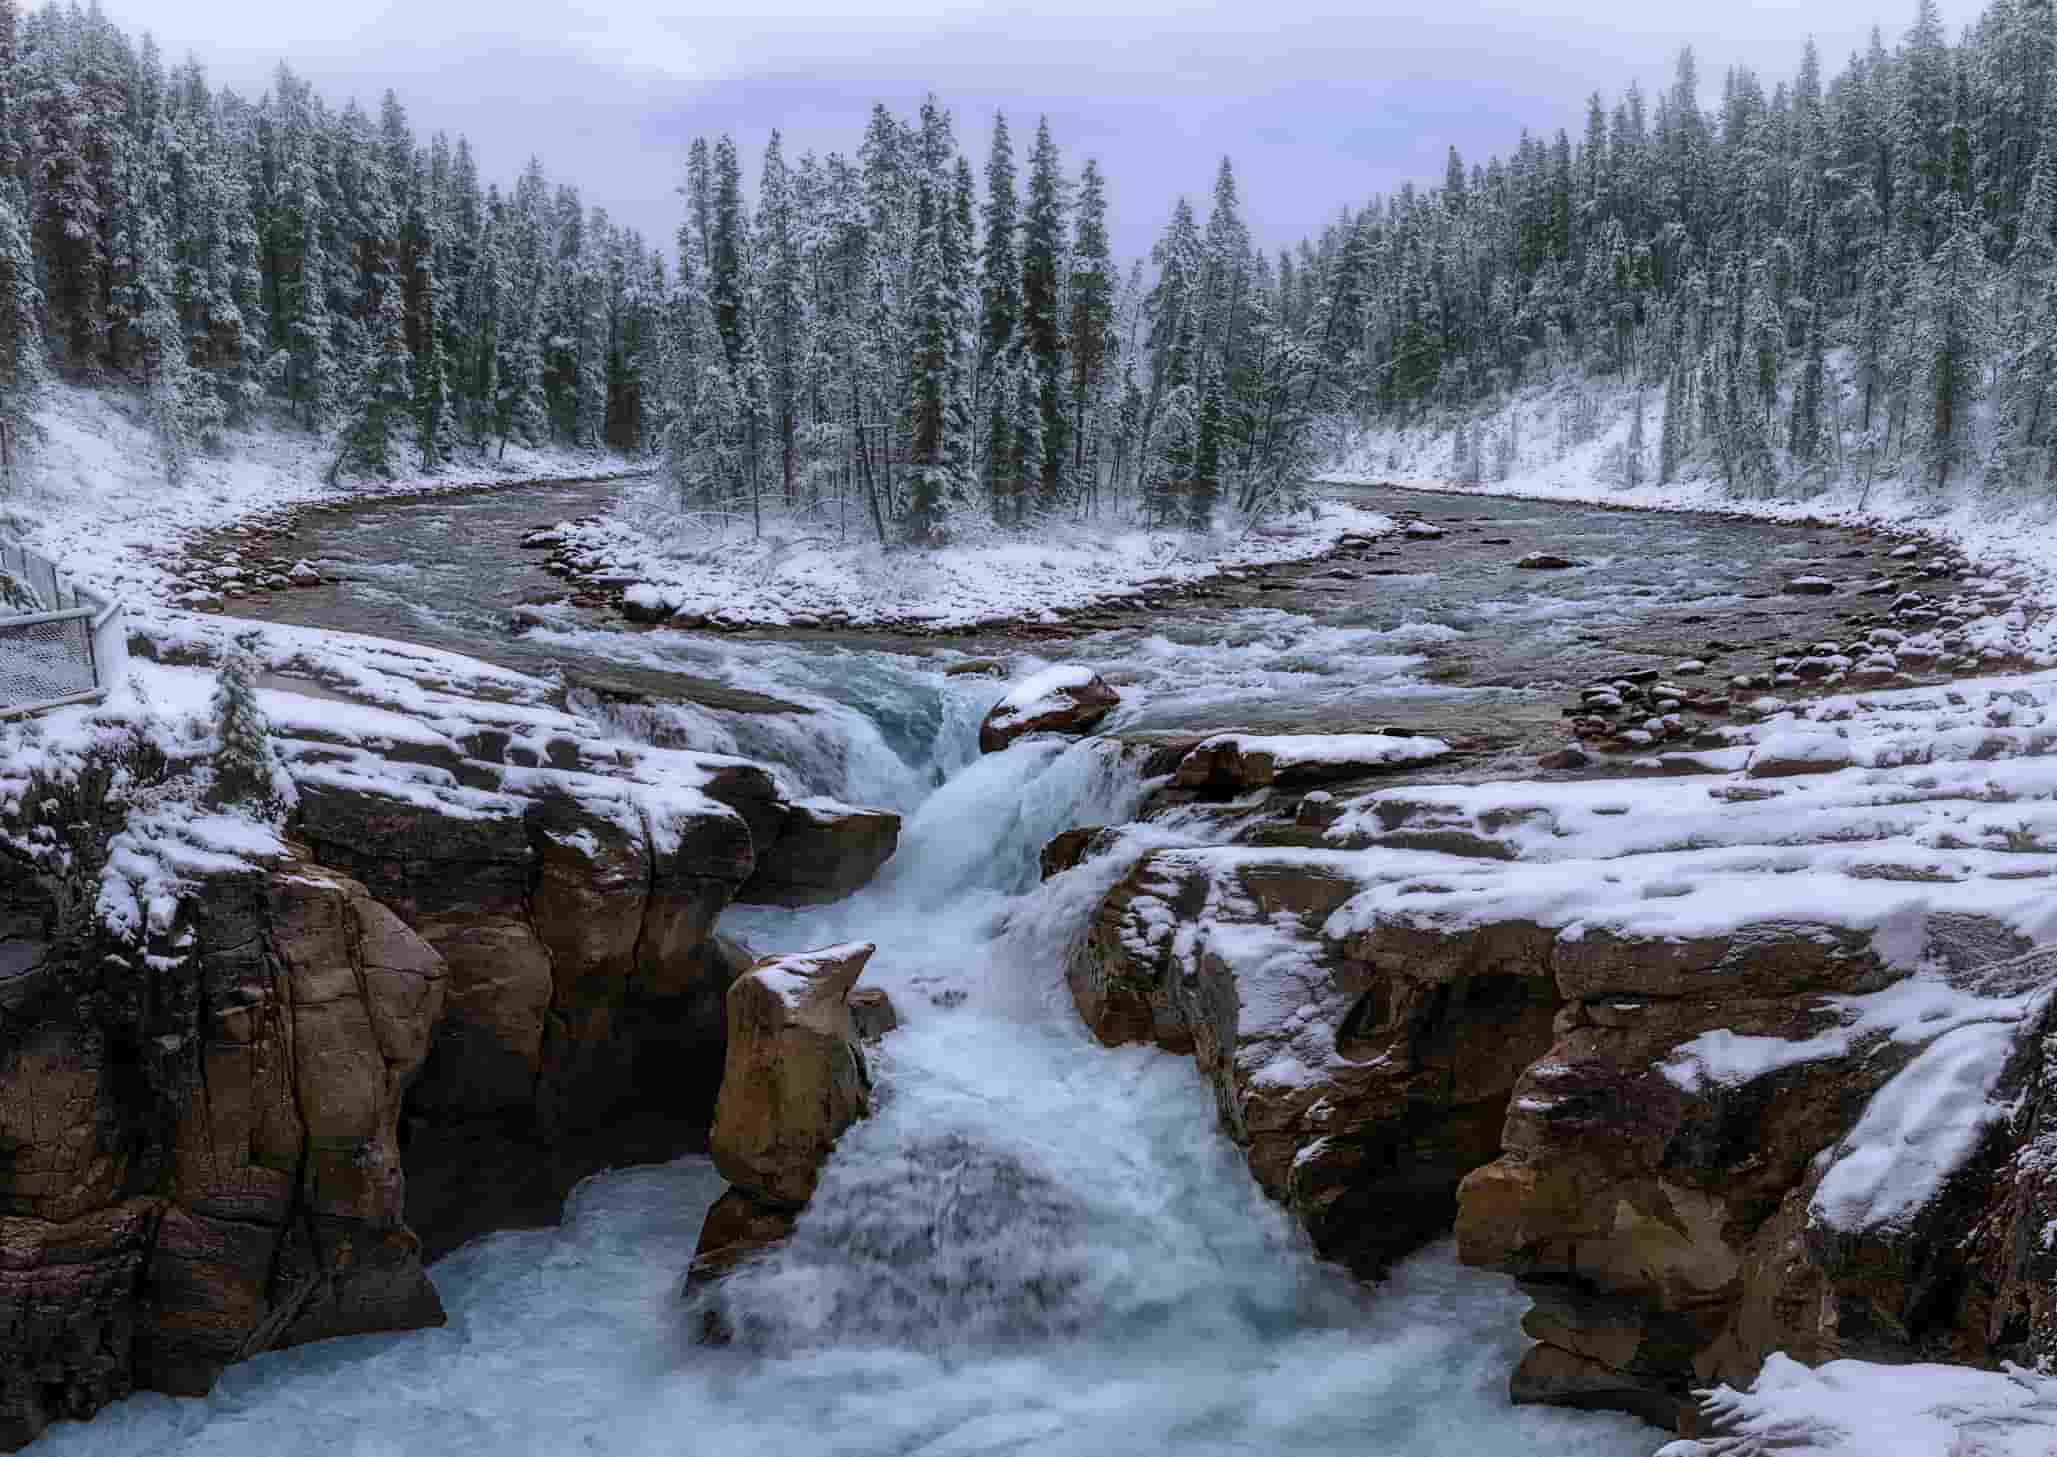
1624;393;1645;486
1069;157;1114;504
1019;117;1069;510
1658;363;1685;483
0;183;41;489
1911;204;1991;488
1188;362;1223;528
333;259;416;479
209;638;289;817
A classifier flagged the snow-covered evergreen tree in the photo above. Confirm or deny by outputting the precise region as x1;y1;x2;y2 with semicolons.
208;638;291;817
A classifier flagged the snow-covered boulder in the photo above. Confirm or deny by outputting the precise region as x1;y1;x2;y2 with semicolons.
620;581;674;623
1173;731;1450;791
978;664;1120;753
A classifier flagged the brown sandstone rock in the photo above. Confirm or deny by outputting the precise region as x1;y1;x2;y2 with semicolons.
709;943;876;1209
848;986;899;1041
686;1187;798;1289
738;798;901;906
0;831;447;1449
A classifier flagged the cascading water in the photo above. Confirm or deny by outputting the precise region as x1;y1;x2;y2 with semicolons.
27;645;1654;1457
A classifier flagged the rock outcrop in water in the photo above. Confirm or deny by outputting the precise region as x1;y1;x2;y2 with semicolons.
0;623;904;1449
978;666;1120;753
690;943;878;1292
1064;674;2057;1435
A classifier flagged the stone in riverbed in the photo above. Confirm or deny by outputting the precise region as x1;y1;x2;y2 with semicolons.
1785;576;1836;595
1515;553;1585;570
1403;521;1446;539
620;583;673;623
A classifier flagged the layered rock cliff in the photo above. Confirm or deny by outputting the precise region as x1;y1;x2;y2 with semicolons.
1064;681;2057;1436
0;620;899;1447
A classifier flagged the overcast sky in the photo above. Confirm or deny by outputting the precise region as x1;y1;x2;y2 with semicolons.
98;0;1986;260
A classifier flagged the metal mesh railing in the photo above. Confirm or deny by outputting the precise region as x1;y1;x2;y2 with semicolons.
0;540;120;719
0;612;97;708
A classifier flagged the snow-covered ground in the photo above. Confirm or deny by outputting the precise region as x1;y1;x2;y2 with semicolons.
541;479;1396;631
0;383;640;610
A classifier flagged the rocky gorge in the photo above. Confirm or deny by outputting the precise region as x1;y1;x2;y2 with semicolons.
0;614;899;1448
11;478;2057;1455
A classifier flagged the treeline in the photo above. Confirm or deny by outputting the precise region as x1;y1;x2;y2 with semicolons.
0;0;666;485
0;0;1322;541
664;109;1318;542
1290;0;2057;495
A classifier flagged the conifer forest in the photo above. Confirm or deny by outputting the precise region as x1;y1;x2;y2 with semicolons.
2;0;2055;536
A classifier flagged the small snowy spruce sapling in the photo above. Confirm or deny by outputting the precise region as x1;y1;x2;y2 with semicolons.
209;640;289;817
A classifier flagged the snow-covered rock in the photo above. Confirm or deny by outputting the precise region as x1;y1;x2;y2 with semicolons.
978;665;1121;752
1173;731;1451;791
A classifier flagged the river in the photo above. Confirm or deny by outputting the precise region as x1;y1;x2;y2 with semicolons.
28;481;1887;1457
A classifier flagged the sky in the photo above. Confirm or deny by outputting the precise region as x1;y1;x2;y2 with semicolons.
96;0;1989;261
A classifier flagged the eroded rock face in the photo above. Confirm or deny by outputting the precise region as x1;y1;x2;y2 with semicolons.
709;943;875;1209
0;827;445;1450
1066;846;1559;1278
0;638;907;1445
739;798;901;907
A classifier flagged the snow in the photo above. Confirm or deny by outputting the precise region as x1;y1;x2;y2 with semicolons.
1189;731;1451;774
1808;1016;2026;1234
2;381;639;611
539;479;1398;630
1657;1352;2057;1457
996;664;1103;718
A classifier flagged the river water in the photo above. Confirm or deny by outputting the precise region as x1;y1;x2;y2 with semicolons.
28;481;1881;1457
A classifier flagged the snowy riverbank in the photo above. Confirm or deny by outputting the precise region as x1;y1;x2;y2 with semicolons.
534;479;1397;632
0;383;642;611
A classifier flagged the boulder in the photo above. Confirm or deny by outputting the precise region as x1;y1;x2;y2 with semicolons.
686;1187;798;1289
944;658;1009;678
848;986;899;1041
1173;732;1450;792
1040;825;1116;879
979;666;1120;752
709;943;875;1208
1515;553;1584;570
620;583;673;623
737;797;901;907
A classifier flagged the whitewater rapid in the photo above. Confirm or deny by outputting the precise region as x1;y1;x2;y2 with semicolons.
29;643;1651;1457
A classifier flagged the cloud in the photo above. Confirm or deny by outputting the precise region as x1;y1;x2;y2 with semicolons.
96;0;1986;260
